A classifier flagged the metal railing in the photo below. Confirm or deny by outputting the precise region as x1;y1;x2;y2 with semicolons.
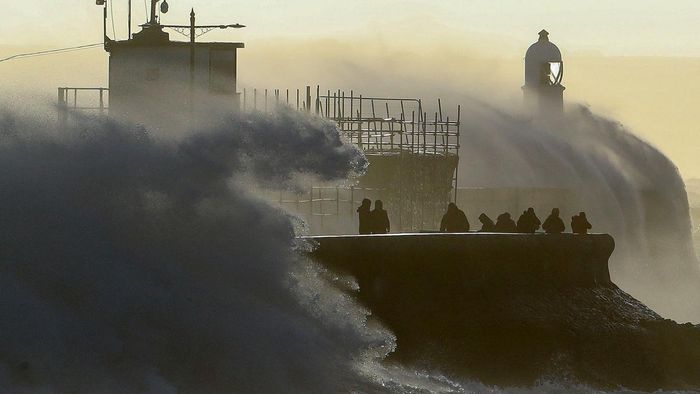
241;86;460;159
57;87;109;112
57;87;109;123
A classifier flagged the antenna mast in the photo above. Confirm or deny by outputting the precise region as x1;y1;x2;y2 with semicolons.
148;0;169;25
128;0;132;39
150;0;157;24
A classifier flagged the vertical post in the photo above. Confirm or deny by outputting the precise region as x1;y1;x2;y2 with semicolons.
386;102;393;150
434;112;438;155
319;188;324;232
336;187;340;217
128;0;132;39
58;88;67;125
400;101;406;145
350;90;354;121
333;92;337;119
309;188;313;222
306;86;312;113
315;85;320;115
423;112;427;155
350;186;355;216
103;5;108;45
358;95;363;148
445;116;450;155
411;110;415;152
190;9;196;119
454;105;461;202
99;88;105;114
150;0;159;24
371;99;377;150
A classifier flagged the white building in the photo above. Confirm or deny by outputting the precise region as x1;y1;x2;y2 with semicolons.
106;11;244;130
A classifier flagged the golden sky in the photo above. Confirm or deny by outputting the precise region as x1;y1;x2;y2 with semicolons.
2;1;700;177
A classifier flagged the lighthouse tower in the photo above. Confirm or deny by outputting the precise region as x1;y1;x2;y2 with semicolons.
523;30;565;116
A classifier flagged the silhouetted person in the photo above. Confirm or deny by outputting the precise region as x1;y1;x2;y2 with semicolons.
494;212;517;233
542;208;565;234
517;207;541;233
571;212;592;235
370;200;390;234
516;210;528;233
440;203;470;232
357;198;372;235
479;213;496;232
529;208;542;232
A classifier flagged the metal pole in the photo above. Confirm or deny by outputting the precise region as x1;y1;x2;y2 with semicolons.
190;9;196;119
128;0;132;39
150;0;159;24
306;86;312;113
58;88;66;125
103;5;108;45
316;85;320;115
99;88;104;114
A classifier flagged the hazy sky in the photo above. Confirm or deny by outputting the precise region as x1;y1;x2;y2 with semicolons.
2;1;700;178
4;0;700;56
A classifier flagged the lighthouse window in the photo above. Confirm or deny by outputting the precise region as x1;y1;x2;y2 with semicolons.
145;68;160;82
547;62;563;85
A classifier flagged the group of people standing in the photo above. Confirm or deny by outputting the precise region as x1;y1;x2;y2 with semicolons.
357;199;391;235
447;205;592;234
358;200;592;235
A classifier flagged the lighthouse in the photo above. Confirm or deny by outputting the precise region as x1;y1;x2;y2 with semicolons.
523;30;565;116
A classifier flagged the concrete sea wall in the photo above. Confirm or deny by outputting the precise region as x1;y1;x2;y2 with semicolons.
306;233;615;290
303;233;700;390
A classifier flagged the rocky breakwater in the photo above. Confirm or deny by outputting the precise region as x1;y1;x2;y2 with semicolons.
304;233;700;391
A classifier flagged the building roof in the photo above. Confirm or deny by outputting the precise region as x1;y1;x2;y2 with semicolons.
105;25;244;52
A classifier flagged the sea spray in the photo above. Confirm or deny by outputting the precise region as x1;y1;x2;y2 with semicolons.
457;100;699;322
0;105;390;392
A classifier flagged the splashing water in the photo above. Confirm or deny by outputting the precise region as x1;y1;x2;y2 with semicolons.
0;104;396;392
0;96;698;393
457;100;700;322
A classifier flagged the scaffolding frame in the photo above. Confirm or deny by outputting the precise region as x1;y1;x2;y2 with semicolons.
243;85;461;231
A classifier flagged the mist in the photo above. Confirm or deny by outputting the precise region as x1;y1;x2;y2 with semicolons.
234;35;700;321
0;103;395;392
2;27;700;391
456;100;699;322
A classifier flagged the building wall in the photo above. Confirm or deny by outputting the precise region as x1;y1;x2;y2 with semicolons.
108;44;238;131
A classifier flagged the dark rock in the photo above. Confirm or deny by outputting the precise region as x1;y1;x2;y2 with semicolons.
303;233;700;391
